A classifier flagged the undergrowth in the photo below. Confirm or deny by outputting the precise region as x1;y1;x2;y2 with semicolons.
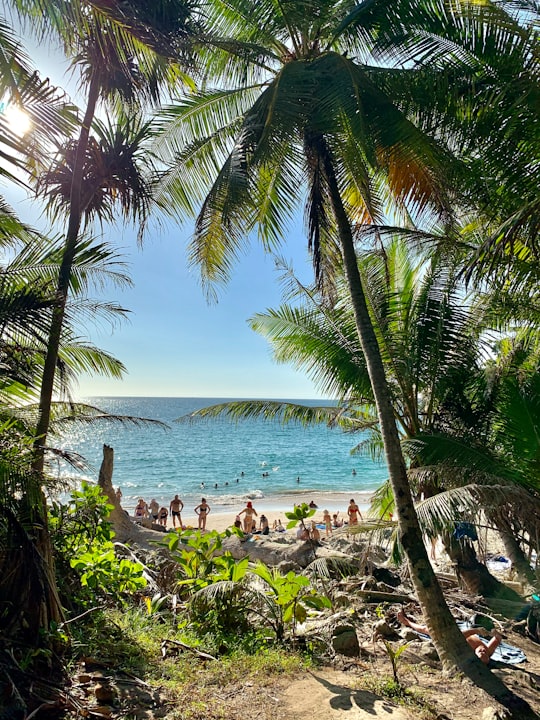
68;605;309;701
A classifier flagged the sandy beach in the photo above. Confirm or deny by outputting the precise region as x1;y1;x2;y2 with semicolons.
135;491;374;534
130;492;371;532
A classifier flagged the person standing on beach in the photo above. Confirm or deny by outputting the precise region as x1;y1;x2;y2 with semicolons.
194;498;211;530
347;498;362;526
170;494;184;528
323;509;332;537
158;506;168;527
149;498;159;522
238;501;258;533
134;497;148;518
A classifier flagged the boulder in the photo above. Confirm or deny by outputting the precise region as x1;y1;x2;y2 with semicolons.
332;624;360;656
220;535;315;567
372;619;399;640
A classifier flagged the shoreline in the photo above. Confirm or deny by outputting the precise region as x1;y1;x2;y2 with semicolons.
129;490;375;533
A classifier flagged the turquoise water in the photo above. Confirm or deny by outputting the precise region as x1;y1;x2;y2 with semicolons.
56;397;387;513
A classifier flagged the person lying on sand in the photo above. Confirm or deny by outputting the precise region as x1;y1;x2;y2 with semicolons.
397;609;502;664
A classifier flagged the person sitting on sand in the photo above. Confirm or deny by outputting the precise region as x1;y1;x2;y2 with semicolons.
323;509;332;537
194;498;211;530
238;501;258;533
134;498;148;518
232;519;247;541
347;498;362;526
332;513;343;528
170;494;184;528
309;500;318;509
259;514;270;535
273;518;285;532
158;506;168;527
297;525;310;541
397;609;502;664
310;522;321;542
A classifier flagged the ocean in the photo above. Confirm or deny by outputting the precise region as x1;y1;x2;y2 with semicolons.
56;397;387;515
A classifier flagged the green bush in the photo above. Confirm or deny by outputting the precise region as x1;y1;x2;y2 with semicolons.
50;482;146;610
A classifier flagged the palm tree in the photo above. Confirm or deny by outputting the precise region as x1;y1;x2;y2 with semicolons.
8;0;197;464
152;0;539;688
192;240;536;598
0;2;196;647
0;227;137;648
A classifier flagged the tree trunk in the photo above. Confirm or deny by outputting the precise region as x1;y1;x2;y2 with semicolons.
96;444;165;547
490;510;537;587
97;444;136;539
443;534;525;603
33;71;101;473
318;140;536;717
28;72;102;639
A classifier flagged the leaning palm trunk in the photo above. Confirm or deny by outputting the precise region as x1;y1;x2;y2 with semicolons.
33;71;101;472
490;510;537;588
442;533;524;602
319;143;534;715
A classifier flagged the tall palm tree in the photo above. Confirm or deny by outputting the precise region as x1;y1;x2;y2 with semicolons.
154;1;539;696
1;1;196;645
0;228;135;648
192;240;535;597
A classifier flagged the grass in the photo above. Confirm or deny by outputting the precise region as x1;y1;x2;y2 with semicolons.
68;605;310;719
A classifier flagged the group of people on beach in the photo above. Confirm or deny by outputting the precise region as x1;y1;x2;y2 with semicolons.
122;488;364;539
127;492;211;531
230;497;364;541
233;502;285;537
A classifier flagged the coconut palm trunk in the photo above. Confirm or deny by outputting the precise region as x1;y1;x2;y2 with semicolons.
33;71;101;473
319;141;534;713
26;73;102;635
490;510;537;587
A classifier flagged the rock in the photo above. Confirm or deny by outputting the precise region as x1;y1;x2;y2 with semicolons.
332;624;360;656
372;566;401;587
221;535;315;567
151;522;167;533
276;560;302;574
419;644;440;662
372;619;399;639
94;683;117;704
332;591;355;609
482;707;509;720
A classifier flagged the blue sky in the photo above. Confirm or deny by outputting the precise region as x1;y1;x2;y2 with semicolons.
5;30;326;400
0;22;335;401
7;179;324;400
75;222;324;399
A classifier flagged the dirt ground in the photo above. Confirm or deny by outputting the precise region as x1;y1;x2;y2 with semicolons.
70;622;540;720
254;627;540;720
